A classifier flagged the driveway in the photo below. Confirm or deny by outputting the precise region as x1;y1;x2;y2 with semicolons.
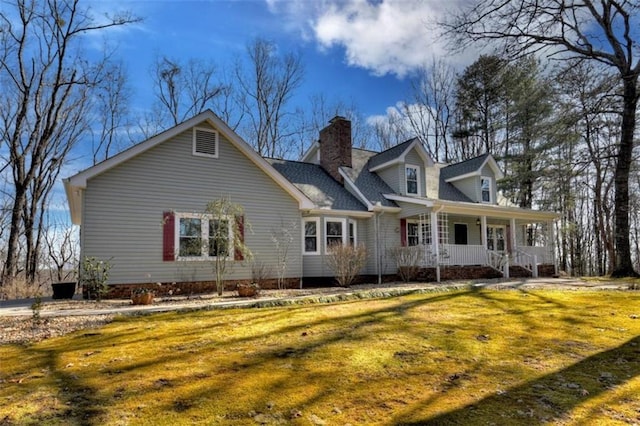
0;277;628;318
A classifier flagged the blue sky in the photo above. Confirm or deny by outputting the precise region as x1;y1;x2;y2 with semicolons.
87;0;469;128
50;0;472;217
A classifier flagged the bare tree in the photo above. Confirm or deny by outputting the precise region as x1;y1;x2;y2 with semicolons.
0;0;140;287
92;61;132;164
270;219;297;289
369;107;412;151
44;219;78;283
236;38;304;158
139;55;224;138
445;0;640;276
205;197;252;296
406;58;456;162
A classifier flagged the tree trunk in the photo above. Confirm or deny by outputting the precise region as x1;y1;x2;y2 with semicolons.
3;186;27;286
611;78;639;277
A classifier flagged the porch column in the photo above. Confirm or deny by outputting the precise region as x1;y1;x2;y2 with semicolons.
431;210;440;282
510;218;517;253
480;216;487;248
548;220;558;276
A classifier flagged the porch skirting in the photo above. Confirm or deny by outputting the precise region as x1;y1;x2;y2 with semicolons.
101;277;302;299
101;264;556;299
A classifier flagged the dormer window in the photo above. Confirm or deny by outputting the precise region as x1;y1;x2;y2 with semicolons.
481;177;492;203
406;165;420;195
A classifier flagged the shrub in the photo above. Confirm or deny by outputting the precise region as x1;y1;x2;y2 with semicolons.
326;243;367;287
389;246;422;282
79;257;112;301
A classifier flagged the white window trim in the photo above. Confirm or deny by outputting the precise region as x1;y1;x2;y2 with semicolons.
406;219;431;246
405;165;420;196
302;217;320;256
481;176;493;204
192;127;219;159
486;224;506;252
324;218;347;254
348;219;357;246
175;212;233;261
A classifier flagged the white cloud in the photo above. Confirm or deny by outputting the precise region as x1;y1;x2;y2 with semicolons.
267;0;468;78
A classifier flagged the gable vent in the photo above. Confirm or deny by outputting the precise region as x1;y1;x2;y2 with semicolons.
193;127;219;158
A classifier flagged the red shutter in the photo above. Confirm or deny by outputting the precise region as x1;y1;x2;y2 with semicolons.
234;215;245;261
163;211;175;261
400;218;407;247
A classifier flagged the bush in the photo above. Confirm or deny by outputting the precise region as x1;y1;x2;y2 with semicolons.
79;257;112;301
326;243;367;287
389;246;422;282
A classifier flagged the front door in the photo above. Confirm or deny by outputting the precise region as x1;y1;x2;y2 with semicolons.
487;225;505;252
454;223;468;245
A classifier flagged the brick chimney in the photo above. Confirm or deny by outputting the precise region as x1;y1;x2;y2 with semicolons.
319;116;352;183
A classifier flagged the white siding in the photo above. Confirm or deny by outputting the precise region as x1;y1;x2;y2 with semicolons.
82;123;302;285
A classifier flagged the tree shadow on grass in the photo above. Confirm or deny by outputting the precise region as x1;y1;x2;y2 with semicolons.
395;335;640;425
5;287;620;425
27;347;106;426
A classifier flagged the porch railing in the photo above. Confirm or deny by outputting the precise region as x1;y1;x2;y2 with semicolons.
487;250;508;276
418;244;551;276
516;246;552;264
513;248;538;277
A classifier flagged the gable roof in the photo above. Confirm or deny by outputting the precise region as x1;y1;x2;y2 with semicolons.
268;159;368;212
440;153;504;182
368;138;434;171
64;110;314;225
439;179;473;202
340;149;399;209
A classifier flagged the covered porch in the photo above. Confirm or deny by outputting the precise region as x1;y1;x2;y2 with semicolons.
400;201;558;281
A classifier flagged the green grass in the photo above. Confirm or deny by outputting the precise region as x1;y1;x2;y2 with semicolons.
1;288;639;425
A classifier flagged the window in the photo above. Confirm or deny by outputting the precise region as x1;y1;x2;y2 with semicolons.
487;225;505;252
193;127;219;158
326;219;345;251
303;218;320;255
179;217;202;257
481;177;492;203
407;221;431;246
177;213;232;259
348;220;357;245
406;166;419;195
209;218;230;257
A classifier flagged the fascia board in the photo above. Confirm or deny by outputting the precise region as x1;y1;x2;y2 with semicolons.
369;158;400;172
383;194;435;207
306;208;373;219
444;171;479;183
432;200;559;220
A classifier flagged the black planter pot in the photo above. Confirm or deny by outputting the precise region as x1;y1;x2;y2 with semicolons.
52;282;76;299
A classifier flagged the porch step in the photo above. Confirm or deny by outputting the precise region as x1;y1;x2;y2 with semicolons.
509;265;533;278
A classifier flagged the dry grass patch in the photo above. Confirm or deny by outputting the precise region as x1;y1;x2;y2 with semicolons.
1;288;639;425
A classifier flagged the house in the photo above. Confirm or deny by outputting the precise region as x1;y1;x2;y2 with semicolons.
64;110;558;296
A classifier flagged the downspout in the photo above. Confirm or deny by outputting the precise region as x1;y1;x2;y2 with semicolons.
432;204;445;283
374;205;384;285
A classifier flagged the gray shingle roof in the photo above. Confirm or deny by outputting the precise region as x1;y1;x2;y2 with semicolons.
341;149;398;208
439;180;473;202
367;138;418;170
267;159;368;211
440;153;490;181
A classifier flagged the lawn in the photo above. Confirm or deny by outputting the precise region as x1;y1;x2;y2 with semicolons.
1;288;639;425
